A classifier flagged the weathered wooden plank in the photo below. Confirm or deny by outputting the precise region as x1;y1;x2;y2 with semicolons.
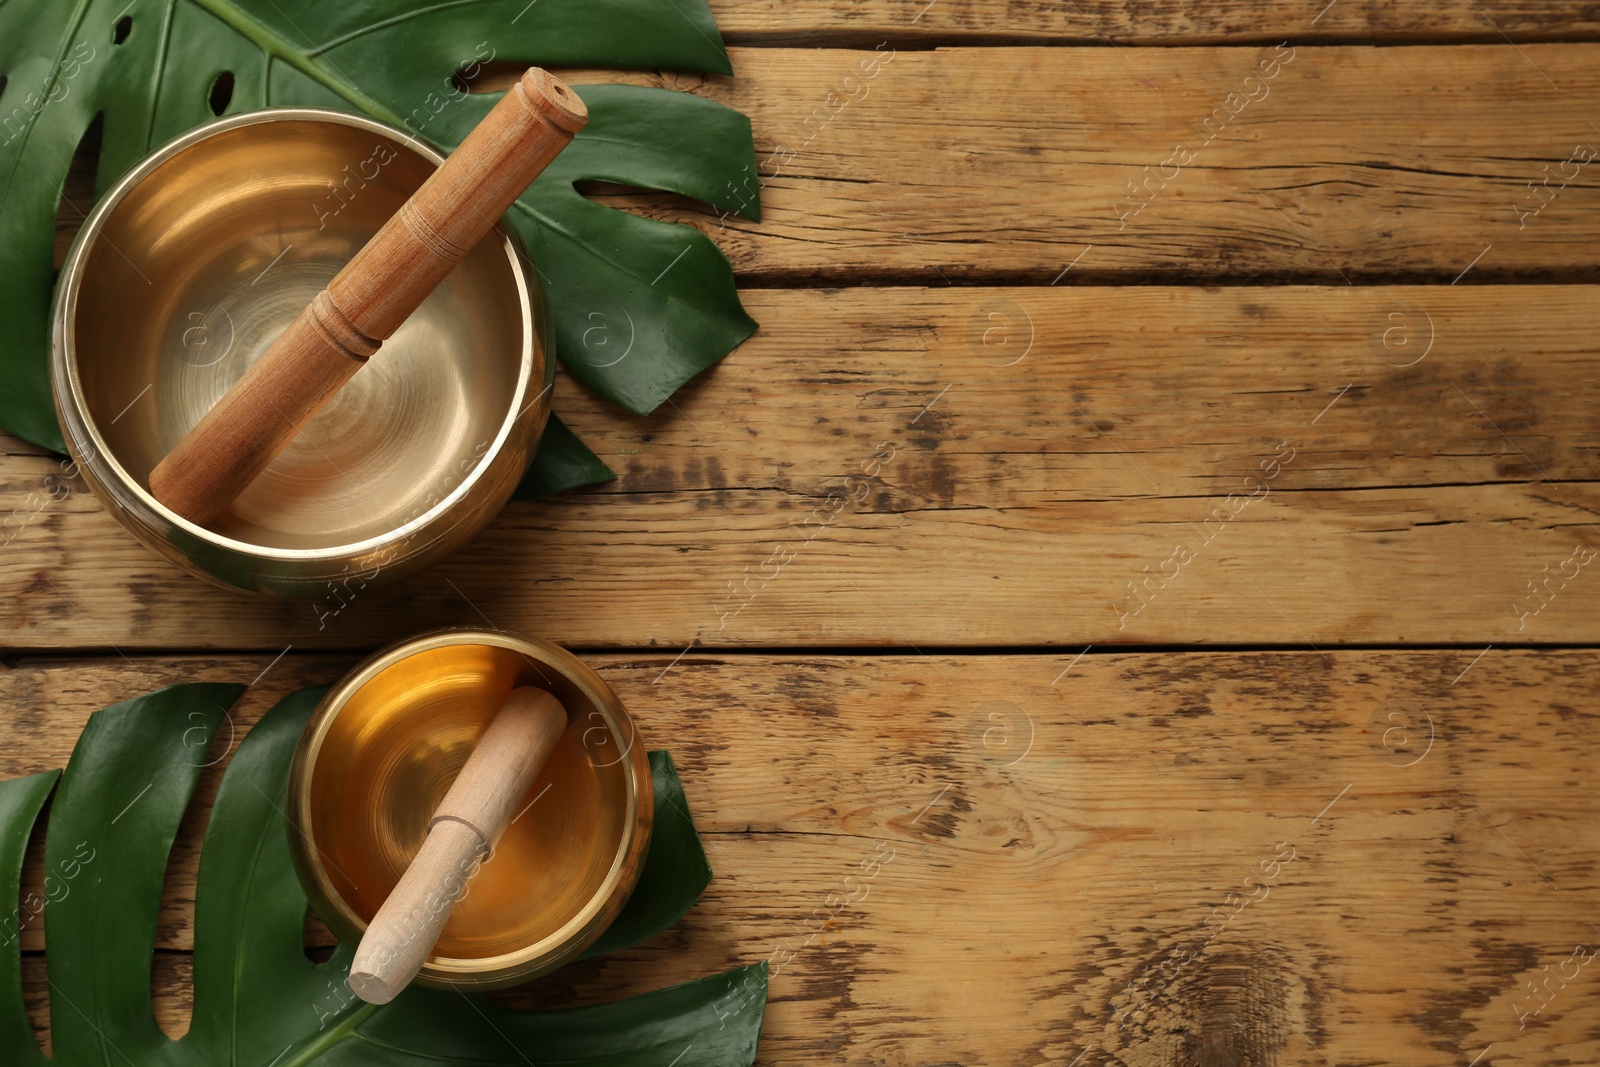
4;286;1598;649
4;651;1598;1064
557;45;1600;283
55;46;1600;286
52;46;1600;290
708;0;1600;45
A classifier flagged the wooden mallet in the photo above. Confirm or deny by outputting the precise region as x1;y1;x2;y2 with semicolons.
148;68;588;527
348;685;568;1005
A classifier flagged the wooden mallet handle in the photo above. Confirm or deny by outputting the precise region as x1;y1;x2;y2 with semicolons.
148;69;588;527
347;686;568;1005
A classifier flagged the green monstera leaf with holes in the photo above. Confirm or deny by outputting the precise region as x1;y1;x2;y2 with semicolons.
0;0;760;494
0;683;767;1065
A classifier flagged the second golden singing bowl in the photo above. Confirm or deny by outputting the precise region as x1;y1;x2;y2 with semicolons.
288;630;653;991
51;109;552;596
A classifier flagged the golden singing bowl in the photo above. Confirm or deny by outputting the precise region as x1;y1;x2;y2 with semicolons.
288;630;653;991
51;109;551;596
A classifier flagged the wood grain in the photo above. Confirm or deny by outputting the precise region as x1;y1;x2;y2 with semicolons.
4;286;1598;650
4;651;1597;1064
707;0;1600;44
57;47;1600;282
554;45;1600;283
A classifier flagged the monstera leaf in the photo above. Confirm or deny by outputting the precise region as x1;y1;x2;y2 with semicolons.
518;412;617;499
0;0;760;491
0;684;767;1065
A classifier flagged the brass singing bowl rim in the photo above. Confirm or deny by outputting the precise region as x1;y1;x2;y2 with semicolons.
52;107;538;562
287;629;654;991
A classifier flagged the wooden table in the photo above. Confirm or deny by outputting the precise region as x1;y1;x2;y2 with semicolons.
6;3;1600;1063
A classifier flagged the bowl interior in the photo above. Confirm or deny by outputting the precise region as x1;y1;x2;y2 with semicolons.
306;642;634;963
69;114;529;550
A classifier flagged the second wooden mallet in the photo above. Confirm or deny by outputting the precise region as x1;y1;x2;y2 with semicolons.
347;685;569;1005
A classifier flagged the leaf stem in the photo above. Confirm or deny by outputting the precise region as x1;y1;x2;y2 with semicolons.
272;999;380;1067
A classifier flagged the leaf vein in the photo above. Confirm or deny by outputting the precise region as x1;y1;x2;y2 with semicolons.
0;0;94;205
308;0;495;56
